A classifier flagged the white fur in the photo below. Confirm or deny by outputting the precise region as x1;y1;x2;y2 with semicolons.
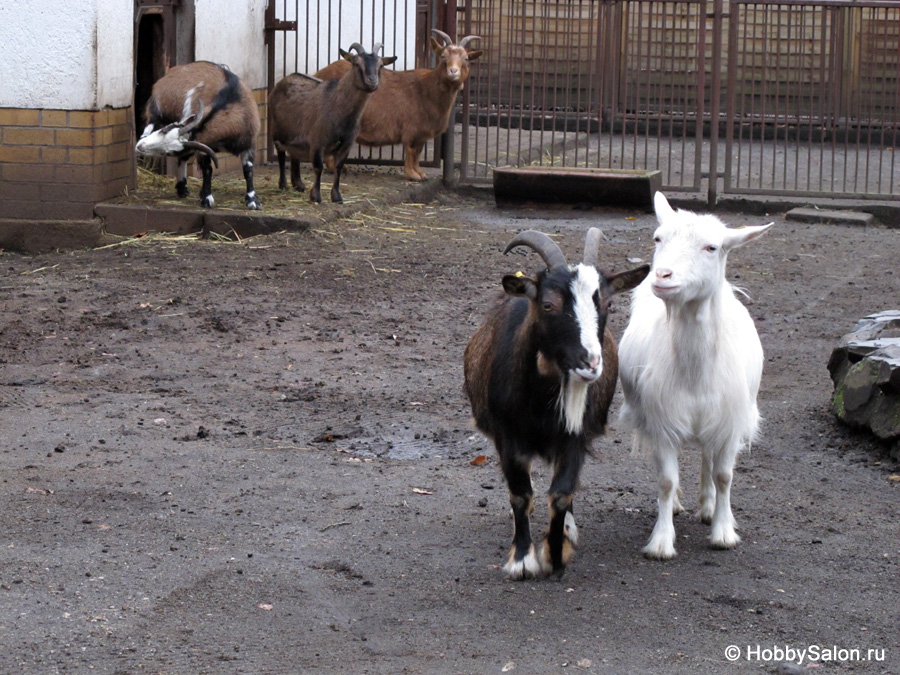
557;264;603;434
504;545;544;579
135;126;186;156
564;511;579;547
619;192;772;559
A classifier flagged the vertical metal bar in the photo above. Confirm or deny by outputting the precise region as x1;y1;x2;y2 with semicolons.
724;0;738;194
708;0;723;204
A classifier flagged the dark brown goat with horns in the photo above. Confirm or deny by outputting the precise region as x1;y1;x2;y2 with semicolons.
315;29;482;180
464;229;649;579
270;43;396;203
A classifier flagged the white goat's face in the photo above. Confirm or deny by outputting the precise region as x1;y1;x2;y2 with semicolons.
135;124;188;157
650;192;774;303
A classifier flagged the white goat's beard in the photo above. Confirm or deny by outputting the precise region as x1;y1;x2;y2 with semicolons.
557;376;590;434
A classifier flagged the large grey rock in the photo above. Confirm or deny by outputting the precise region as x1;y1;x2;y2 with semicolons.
828;311;900;454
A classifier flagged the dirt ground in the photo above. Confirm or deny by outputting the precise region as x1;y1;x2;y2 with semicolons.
1;176;898;674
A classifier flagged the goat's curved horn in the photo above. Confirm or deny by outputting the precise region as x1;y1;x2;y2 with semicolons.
348;42;365;55
504;230;568;271
583;227;603;266
371;42;383;55
181;141;219;168
458;35;482;50
431;29;453;46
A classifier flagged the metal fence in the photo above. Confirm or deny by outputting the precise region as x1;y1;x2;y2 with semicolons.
265;0;899;203
455;0;898;202
264;0;441;168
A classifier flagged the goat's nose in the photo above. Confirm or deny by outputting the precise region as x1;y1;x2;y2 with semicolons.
581;352;600;371
656;268;673;280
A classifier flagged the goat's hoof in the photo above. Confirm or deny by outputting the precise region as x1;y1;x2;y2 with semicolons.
176;181;189;198
709;526;740;550
246;194;261;210
696;507;714;525
642;538;677;560
503;545;543;580
200;195;215;208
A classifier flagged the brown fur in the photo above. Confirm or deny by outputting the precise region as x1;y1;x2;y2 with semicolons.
270;49;391;202
315;39;482;180
145;61;259;154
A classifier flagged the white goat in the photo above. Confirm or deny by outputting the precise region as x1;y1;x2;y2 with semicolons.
618;192;773;559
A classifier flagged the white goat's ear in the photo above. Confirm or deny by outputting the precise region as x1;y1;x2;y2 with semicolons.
722;222;774;251
653;192;675;222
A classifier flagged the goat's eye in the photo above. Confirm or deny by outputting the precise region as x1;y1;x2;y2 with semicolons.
653;236;661;243
542;302;554;312
705;244;718;252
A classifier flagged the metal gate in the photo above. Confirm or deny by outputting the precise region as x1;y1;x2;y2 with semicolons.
264;0;899;203
453;0;899;202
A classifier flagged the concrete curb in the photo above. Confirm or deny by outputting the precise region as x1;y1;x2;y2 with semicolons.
0;176;444;255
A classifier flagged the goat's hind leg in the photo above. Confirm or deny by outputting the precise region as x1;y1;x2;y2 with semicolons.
708;443;740;550
643;445;680;560
197;154;215;208
403;144;427;181
697;451;715;524
499;450;541;580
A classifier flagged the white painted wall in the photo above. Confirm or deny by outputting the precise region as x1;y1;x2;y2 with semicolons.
272;0;417;78
194;0;267;89
0;1;132;110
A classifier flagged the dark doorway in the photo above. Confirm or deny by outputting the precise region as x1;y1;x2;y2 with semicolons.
134;12;167;134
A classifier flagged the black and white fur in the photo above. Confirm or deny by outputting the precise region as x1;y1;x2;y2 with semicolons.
464;229;649;579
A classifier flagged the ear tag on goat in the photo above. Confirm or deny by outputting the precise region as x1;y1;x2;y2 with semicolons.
514;271;525;278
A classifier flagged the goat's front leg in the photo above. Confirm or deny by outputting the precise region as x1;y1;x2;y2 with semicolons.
499;450;541;580
309;151;324;203
643;445;680;560
175;158;189;197
542;443;585;577
241;150;261;210
708;444;740;550
403;143;427;181
290;158;305;192
197;154;215;208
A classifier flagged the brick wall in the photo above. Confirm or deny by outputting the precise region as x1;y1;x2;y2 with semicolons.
0;107;135;220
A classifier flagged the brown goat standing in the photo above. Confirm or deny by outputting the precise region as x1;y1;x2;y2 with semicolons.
270;44;396;203
314;30;482;180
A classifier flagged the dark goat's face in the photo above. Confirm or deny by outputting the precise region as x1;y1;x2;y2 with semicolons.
503;264;609;384
341;45;398;92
